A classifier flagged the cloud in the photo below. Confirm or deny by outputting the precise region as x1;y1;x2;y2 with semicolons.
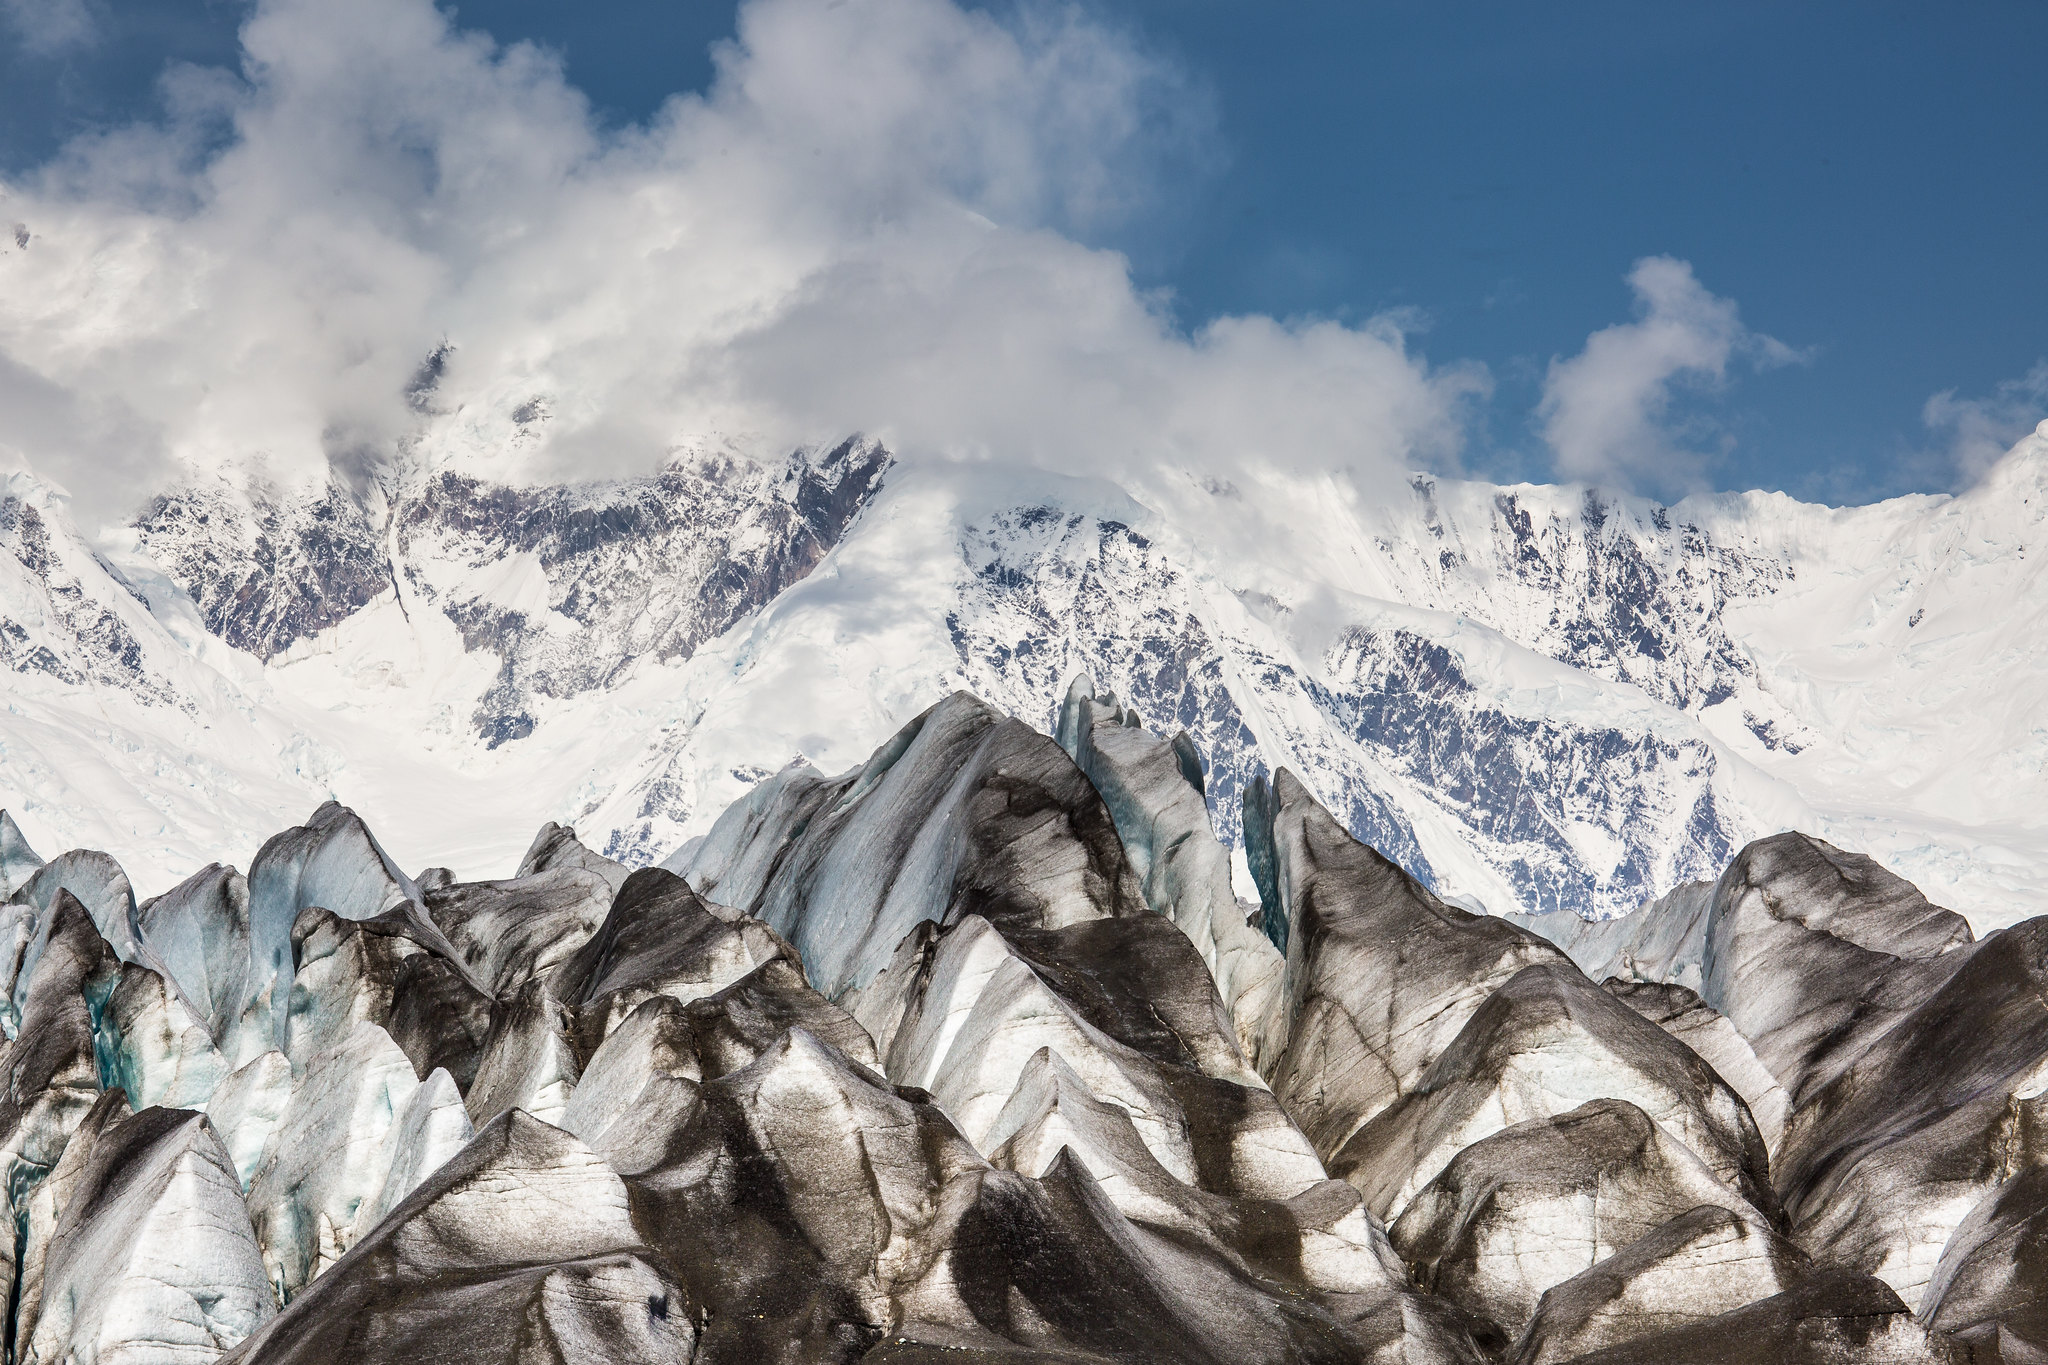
2;0;95;55
0;351;164;497
1922;360;2048;486
1537;256;1803;497
0;0;1480;531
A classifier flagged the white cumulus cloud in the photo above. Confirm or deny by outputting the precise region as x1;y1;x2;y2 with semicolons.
0;0;1483;530
1537;256;1803;497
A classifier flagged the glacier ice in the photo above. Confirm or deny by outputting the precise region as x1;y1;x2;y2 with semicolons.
206;1050;293;1188
23;1106;273;1365
283;906;492;1086
680;692;1147;1000
1337;962;1774;1226
516;820;632;897
221;1108;692;1365
11;1088;131;1365
1253;768;1570;1160
1535;826;2048;1310
246;801;442;1050
1919;1162;2048;1357
425;861;610;999
0;680;2040;1360
557;994;701;1175
244;1019;426;1299
10;851;139;962
465;976;582;1129
1771;916;2048;1303
1605;978;1792;1157
1507;1203;1812;1365
1518;1267;1968;1363
93;960;229;1111
3;891;118;1184
1508;879;1715;994
1388;1097;1769;1339
351;1066;471;1235
0;810;44;898
550;866;790;1052
1056;676;1289;1071
132;863;259;1051
1700;832;1976;1105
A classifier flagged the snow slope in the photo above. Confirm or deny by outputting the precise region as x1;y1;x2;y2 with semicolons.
2;426;2044;931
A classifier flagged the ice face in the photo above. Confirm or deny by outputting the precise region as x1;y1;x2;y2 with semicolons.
1507;1203;1810;1364
350;1067;471;1238
1056;676;1289;1072
94;961;230;1111
514;822;631;898
0;810;44;898
10;851;139;962
425;863;610;1001
464;978;580;1130
1390;1098;1770;1337
0;676;2043;1361
2;892;118;1181
680;692;1146;1001
134;863;257;1045
1606;979;1792;1158
1920;1163;2048;1351
244;1020;423;1300
25;1107;275;1365
1337;961;1774;1226
219;1109;693;1365
557;995;700;1176
282;908;492;1088
1507;879;1717;994
10;1088;132;1365
245;803;429;1051
1258;768;1571;1160
1701;832;1976;1105
206;1051;293;1189
0;901;38;1039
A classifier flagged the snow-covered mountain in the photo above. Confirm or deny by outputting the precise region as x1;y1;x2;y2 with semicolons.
3;425;2045;931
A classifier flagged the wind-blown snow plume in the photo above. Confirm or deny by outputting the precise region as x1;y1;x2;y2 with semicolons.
0;0;1476;529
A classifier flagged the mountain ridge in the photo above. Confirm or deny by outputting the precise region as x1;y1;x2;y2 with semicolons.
2;429;2043;931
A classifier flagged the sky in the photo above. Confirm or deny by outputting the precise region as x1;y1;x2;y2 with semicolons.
1;0;2044;519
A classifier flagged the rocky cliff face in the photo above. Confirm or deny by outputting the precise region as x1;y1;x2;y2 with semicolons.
135;477;391;664
2;482;182;706
388;438;890;747
131;438;891;748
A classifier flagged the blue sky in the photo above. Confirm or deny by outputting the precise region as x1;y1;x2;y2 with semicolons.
3;0;2044;505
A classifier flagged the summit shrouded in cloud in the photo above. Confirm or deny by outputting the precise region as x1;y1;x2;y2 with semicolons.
7;0;2040;526
0;0;1483;527
3;0;2044;514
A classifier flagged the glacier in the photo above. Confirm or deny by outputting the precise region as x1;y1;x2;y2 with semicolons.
0;675;2038;1361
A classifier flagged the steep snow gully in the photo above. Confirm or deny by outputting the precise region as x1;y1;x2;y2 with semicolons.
0;681;2043;1362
